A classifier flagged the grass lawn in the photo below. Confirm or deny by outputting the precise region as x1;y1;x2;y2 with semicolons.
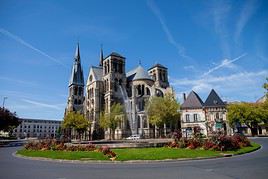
17;142;260;161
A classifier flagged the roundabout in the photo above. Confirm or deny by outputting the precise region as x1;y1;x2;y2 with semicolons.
0;138;267;179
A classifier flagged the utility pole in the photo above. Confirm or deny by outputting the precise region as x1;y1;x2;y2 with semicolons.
2;97;8;108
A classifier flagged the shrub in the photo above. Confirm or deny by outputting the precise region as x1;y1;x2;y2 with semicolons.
178;138;188;148
187;139;201;149
203;132;247;151
172;130;182;142
232;134;251;147
218;135;240;151
203;140;214;150
166;141;179;148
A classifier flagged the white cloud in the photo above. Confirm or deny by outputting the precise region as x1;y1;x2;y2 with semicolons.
0;28;67;68
147;0;194;62
202;53;247;76
0;76;38;87
171;70;268;101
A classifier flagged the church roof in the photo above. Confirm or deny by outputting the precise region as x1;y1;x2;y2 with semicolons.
181;91;204;109
69;44;84;86
126;65;153;81
204;89;225;107
148;63;167;71
104;52;125;59
91;66;103;81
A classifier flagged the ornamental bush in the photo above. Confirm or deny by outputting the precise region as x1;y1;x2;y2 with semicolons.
167;131;251;151
23;139;116;160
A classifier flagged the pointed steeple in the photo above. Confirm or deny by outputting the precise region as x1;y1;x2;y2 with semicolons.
74;43;80;62
181;91;204;109
69;44;84;87
99;44;103;67
204;89;225;107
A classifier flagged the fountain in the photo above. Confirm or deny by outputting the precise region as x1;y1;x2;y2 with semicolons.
118;85;136;135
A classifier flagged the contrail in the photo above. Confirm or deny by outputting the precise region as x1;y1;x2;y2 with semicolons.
22;99;62;110
0;28;67;68
147;0;194;63
202;53;247;76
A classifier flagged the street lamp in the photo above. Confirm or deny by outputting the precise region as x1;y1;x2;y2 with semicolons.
2;97;8;108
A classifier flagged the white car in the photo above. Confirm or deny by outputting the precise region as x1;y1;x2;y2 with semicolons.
126;135;140;140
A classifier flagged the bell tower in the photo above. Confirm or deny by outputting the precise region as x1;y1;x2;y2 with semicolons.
66;43;85;114
102;52;126;112
148;63;169;88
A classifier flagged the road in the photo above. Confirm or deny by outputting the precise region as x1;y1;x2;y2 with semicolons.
0;138;268;179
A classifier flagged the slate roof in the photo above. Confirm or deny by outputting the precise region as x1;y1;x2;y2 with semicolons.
204;89;225;107
148;63;167;71
181;91;204;109
69;44;84;86
91;66;103;81
126;65;153;81
104;52;125;59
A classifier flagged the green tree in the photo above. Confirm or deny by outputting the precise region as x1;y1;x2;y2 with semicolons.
227;103;264;136
0;107;20;135
99;103;124;140
62;112;90;140
146;93;180;138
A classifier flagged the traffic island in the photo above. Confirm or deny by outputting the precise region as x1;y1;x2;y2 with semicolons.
16;142;260;162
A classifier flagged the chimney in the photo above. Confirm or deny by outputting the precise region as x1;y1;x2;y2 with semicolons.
183;93;186;102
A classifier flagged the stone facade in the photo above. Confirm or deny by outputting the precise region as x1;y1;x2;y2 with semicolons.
65;44;174;140
181;89;231;138
12;118;61;139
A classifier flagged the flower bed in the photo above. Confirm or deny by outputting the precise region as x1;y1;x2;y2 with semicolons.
24;139;116;160
167;131;251;151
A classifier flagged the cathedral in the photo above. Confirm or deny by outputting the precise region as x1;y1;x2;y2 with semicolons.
65;44;174;140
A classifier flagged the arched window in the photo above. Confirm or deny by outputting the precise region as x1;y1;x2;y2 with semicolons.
143;117;148;128
162;72;165;82
119;63;123;73
146;87;150;96
137;116;141;128
78;87;83;96
107;60;110;73
153;74;156;81
114;78;118;92
104;63;107;74
74;86;78;95
159;72;162;81
74;99;77;105
137;85;142;95
78;100;81;104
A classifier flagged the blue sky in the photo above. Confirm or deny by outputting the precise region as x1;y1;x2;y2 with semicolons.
0;0;267;120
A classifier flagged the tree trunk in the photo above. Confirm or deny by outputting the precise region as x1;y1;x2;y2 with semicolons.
154;125;157;138
247;123;258;136
250;127;258;136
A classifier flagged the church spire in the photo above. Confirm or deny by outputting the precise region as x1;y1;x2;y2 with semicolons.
69;43;84;87
99;44;103;67
74;43;80;62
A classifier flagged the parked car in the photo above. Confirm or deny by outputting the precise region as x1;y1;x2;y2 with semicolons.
126;134;140;140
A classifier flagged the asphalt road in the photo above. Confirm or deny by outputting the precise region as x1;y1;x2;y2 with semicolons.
0;138;268;179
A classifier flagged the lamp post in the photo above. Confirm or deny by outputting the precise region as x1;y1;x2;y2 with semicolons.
2;97;8;108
